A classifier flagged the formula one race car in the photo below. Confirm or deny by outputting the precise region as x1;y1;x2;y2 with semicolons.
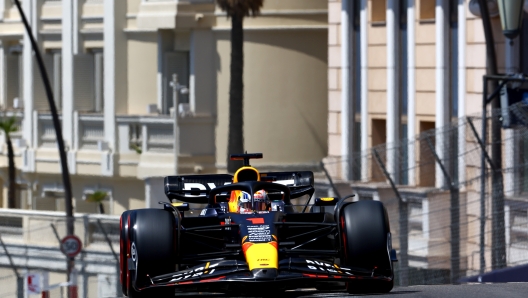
119;153;397;297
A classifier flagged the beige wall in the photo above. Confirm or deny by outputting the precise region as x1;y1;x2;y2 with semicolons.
0;0;330;214
326;0;505;160
216;30;328;168
127;34;159;115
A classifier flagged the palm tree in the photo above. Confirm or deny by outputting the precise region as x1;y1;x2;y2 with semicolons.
216;0;264;172
0;117;18;208
86;190;108;214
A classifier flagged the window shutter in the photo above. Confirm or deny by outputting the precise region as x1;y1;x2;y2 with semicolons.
33;54;54;110
53;53;62;109
94;52;104;112
5;54;20;108
74;54;95;111
164;51;189;113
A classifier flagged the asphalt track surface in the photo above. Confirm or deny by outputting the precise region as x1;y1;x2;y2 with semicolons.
162;283;528;298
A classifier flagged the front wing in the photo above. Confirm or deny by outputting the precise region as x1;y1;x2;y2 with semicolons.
137;258;392;292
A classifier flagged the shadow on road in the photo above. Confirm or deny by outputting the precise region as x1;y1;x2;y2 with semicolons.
172;289;420;297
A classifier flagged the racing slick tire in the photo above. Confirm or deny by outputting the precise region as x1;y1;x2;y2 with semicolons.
126;209;177;298
119;210;133;296
339;200;394;294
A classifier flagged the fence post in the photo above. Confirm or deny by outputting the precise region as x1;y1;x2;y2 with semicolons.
0;233;23;298
17;276;23;298
467;117;507;272
96;219;119;262
425;136;460;283
372;148;408;286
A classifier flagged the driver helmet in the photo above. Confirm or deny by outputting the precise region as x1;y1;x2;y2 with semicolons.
237;190;270;213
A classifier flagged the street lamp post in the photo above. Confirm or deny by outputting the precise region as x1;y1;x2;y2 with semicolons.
497;0;525;39
477;0;525;272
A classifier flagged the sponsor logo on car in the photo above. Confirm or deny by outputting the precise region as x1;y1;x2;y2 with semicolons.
306;260;353;275
169;262;220;282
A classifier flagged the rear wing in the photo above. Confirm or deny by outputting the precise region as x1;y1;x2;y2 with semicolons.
164;171;314;204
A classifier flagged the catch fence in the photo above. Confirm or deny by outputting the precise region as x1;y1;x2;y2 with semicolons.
323;102;528;286
0;210;120;298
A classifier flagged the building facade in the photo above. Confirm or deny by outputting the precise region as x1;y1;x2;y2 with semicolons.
327;0;528;280
0;0;328;215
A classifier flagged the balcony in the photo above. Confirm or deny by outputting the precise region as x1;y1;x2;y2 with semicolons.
3;111;215;178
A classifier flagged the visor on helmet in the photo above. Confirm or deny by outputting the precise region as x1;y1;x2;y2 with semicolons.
237;190;270;213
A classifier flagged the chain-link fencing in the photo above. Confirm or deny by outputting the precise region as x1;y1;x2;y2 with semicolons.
3;104;528;295
0;210;120;298
323;102;528;286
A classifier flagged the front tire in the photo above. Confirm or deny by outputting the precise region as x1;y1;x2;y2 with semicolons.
126;209;177;298
339;200;394;294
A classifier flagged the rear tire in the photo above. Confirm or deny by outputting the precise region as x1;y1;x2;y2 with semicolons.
126;209;177;298
339;200;394;294
119;210;133;296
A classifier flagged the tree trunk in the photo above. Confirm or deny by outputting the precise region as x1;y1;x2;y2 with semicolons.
6;135;16;208
98;203;105;214
227;14;244;173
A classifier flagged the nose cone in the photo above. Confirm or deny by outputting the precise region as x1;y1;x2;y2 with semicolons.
243;242;279;271
251;268;278;280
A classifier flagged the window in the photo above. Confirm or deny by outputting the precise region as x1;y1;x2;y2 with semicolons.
420;0;436;20
409;201;423;236
73;50;103;112
37;192;65;211
371;0;386;23
519;129;528;194
509;209;528;248
164;51;189;114
5;45;22;109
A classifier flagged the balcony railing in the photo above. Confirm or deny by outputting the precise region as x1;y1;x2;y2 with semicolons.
34;112;176;154
116;114;175;154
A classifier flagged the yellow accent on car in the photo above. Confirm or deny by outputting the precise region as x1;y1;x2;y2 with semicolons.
233;166;260;183
228;166;261;212
244;243;278;271
334;264;343;274
204;262;210;274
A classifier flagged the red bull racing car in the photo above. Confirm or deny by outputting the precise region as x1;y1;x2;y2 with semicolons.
119;153;397;297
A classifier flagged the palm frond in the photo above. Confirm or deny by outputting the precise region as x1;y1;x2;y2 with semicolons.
131;144;142;154
86;190;108;203
217;0;264;18
0;117;18;134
